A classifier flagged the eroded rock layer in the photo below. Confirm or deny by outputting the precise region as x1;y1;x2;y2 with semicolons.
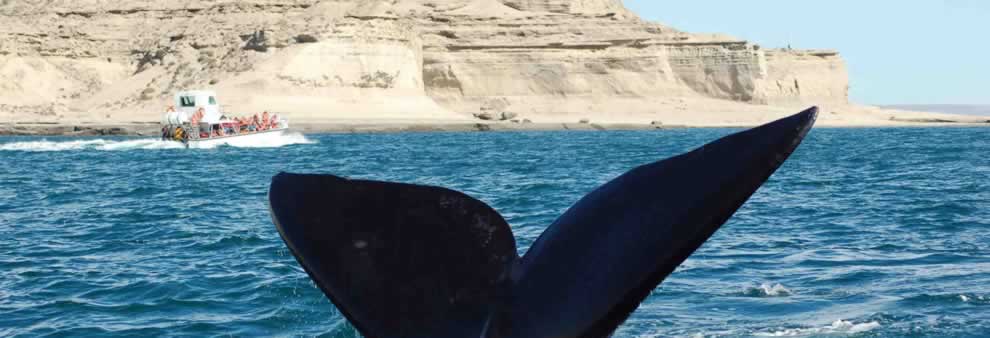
0;0;848;123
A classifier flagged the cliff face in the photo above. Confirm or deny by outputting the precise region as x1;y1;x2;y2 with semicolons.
0;0;849;123
763;49;848;106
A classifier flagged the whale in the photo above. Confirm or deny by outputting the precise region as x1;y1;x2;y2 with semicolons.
267;107;818;338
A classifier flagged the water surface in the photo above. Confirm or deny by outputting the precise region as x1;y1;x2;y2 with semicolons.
1;128;988;337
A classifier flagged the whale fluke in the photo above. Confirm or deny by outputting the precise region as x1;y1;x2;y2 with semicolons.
268;107;818;338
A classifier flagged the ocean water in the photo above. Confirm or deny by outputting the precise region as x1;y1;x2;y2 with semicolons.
1;128;988;337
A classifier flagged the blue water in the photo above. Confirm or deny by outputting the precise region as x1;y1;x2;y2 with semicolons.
1;128;988;337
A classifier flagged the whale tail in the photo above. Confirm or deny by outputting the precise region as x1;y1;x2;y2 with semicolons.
268;107;818;338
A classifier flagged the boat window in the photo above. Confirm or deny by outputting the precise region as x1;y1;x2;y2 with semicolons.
209;96;217;105
179;96;196;107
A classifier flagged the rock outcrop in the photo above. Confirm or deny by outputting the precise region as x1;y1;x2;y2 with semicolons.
0;0;849;124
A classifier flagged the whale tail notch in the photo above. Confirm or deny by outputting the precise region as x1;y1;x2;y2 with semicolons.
268;107;818;338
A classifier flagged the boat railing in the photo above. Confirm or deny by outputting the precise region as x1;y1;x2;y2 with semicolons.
161;118;287;142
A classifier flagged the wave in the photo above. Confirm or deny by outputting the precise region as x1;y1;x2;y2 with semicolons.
0;133;315;152
959;294;988;303
755;320;881;337
903;293;989;305
740;283;792;297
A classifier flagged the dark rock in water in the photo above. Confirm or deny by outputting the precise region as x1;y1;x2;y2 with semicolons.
474;112;495;121
474;123;492;131
579;118;591;124
267;107;819;338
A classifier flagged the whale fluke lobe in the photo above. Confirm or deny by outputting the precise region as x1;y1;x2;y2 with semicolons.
498;106;818;337
268;174;519;338
269;107;818;338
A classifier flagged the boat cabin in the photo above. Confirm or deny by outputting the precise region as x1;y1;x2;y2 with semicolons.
174;90;223;124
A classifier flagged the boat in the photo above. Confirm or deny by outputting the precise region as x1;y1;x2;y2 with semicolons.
160;90;289;148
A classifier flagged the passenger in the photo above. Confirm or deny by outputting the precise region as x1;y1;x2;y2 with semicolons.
270;114;279;129
261;111;270;130
253;114;262;131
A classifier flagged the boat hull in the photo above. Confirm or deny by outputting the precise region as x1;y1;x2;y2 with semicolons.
184;128;288;149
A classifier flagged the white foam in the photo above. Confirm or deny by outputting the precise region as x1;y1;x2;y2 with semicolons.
958;294;986;303
0;138;186;151
96;139;187;151
0;133;315;152
760;283;792;297
756;320;881;337
744;282;792;297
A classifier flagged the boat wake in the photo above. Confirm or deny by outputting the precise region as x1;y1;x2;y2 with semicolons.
198;132;316;149
0;133;315;152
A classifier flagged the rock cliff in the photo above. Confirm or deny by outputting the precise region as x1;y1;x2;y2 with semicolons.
0;0;850;124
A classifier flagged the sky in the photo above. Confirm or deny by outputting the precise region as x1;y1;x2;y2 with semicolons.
623;0;989;105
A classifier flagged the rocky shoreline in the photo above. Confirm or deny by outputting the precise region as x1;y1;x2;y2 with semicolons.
5;118;989;137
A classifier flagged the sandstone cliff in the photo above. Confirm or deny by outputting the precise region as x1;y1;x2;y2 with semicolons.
0;0;907;127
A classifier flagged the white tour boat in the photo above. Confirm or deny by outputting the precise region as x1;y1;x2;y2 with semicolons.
160;90;289;148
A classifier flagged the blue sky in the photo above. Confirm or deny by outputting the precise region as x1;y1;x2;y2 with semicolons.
624;0;989;105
